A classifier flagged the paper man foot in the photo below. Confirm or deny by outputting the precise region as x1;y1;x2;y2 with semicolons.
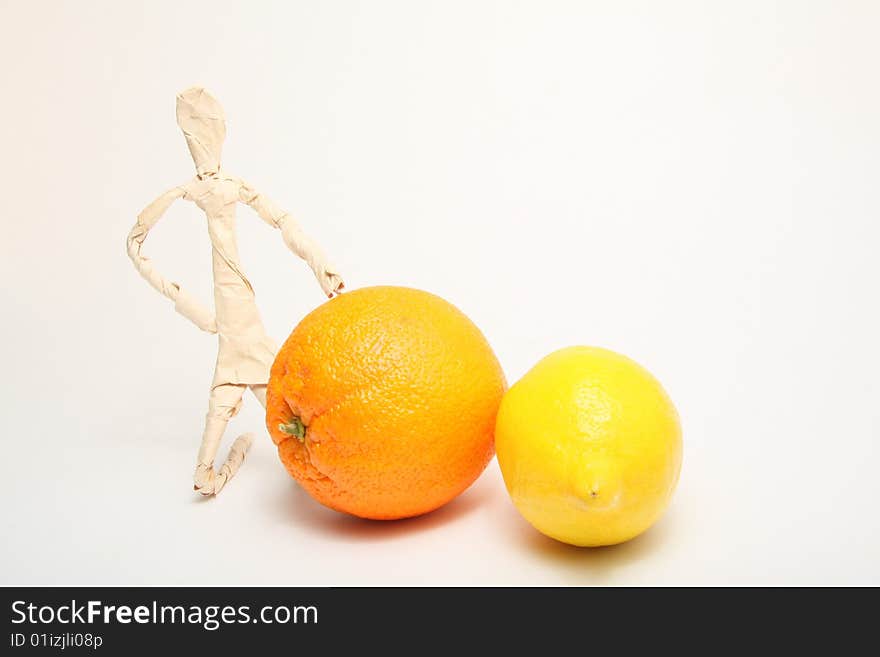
193;384;268;496
194;433;254;496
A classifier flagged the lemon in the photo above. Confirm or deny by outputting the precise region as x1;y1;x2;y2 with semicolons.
495;346;682;547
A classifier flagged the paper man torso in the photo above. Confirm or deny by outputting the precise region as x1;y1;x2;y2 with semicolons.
189;174;277;388
127;87;344;496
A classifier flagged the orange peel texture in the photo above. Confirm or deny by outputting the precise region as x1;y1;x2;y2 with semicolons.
266;286;506;520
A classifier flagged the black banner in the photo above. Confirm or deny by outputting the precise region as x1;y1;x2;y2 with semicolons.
1;586;871;652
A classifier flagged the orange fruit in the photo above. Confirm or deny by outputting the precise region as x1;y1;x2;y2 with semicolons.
266;286;506;520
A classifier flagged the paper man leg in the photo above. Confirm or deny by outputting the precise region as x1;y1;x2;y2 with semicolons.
250;384;268;410
194;383;254;496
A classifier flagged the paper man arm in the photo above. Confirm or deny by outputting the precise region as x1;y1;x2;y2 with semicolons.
239;181;345;298
126;185;218;333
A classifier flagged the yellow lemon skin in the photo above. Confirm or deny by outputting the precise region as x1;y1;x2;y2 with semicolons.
495;346;682;547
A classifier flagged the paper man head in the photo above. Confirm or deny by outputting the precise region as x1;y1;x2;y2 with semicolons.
176;87;226;177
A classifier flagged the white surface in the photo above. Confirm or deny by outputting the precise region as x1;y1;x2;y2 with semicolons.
1;1;878;586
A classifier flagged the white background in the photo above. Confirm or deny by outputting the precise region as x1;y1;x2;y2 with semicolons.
1;1;878;585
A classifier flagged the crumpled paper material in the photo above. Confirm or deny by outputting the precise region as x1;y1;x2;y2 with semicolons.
126;87;345;495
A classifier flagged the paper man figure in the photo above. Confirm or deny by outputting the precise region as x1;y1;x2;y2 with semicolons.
127;87;344;496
